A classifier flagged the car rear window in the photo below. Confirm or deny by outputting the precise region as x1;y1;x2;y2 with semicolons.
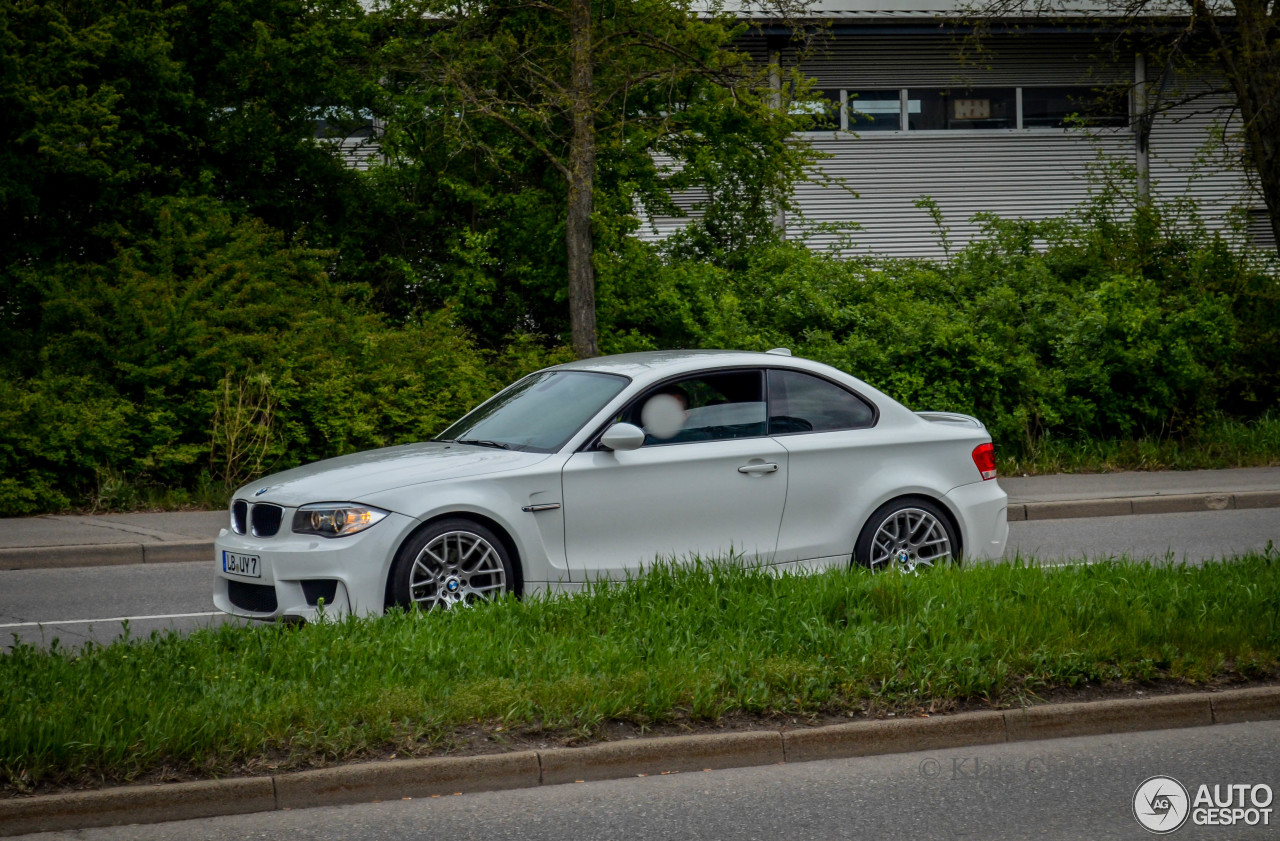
767;369;875;434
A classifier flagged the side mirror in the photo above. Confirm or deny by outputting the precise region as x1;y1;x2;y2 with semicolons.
600;422;645;452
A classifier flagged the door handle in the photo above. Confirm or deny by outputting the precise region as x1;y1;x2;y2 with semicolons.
738;462;779;475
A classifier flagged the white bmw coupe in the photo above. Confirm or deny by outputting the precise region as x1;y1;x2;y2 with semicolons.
214;349;1008;620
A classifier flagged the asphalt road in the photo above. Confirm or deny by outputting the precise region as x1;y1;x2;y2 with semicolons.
2;507;1277;650
1002;506;1279;564
13;721;1280;841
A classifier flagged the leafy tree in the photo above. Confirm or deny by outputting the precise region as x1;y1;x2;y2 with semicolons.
0;0;373;373
374;0;822;356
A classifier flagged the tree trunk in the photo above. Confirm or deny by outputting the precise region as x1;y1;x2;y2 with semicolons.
1206;0;1280;250
566;0;598;358
1231;1;1280;249
1252;113;1280;251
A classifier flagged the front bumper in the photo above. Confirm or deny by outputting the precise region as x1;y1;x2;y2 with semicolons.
945;479;1009;562
212;510;417;621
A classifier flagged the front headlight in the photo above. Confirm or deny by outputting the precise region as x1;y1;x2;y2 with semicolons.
292;503;389;538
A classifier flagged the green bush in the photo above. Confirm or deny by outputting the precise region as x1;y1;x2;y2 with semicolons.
0;198;564;515
3;193;1277;515
597;202;1280;455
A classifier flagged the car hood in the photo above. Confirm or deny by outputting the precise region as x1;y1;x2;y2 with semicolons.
236;443;551;509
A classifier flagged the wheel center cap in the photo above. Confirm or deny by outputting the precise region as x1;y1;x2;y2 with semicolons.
445;576;461;593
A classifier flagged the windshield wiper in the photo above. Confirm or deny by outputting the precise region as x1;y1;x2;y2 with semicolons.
454;438;513;450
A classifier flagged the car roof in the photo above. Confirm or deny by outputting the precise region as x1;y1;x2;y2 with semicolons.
550;349;797;379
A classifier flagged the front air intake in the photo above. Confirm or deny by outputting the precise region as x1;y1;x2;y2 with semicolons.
301;579;339;607
227;580;278;613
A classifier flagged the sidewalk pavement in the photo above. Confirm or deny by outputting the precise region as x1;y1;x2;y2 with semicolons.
2;467;1278;571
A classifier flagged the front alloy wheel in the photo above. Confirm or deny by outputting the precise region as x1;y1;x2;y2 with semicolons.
390;519;515;610
855;498;958;573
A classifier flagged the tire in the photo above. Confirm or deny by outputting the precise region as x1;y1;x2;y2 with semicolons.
854;497;959;573
389;518;515;610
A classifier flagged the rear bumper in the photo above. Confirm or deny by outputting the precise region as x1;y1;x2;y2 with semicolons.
946;479;1008;561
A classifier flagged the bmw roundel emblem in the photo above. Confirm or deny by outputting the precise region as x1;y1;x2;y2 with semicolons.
254;486;270;496
447;579;460;592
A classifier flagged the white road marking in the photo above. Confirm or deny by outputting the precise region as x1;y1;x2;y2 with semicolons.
0;611;223;629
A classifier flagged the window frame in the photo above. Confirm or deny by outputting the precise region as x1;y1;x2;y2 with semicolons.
581;365;881;451
798;84;1132;136
582;367;769;451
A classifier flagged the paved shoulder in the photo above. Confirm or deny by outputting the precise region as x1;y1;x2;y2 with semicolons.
0;512;225;569
1002;466;1280;503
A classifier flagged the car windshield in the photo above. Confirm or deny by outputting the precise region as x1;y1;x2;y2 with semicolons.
436;370;629;453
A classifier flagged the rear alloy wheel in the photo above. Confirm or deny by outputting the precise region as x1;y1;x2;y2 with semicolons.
391;519;514;610
855;498;958;573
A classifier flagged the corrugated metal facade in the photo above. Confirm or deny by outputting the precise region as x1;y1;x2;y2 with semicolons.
327;136;384;171
642;32;1267;257
791;32;1131;87
1146;88;1266;247
791;130;1132;256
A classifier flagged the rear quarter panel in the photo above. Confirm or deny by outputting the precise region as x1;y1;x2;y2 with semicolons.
771;416;990;564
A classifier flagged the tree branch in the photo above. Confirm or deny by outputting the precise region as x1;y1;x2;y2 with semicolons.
441;67;573;178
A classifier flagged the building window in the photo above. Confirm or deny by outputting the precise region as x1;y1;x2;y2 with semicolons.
909;88;1017;130
815;85;1129;133
1021;86;1128;128
847;90;903;131
813;88;844;130
310;106;378;140
793;89;843;130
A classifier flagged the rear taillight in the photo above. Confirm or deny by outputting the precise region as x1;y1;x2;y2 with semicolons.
972;442;997;480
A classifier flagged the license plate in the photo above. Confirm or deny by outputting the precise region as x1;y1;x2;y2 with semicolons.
222;550;261;578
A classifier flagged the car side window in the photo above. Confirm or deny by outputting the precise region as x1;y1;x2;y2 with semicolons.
624;370;766;445
767;369;875;434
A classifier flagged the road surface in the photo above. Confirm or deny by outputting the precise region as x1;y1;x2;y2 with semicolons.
13;721;1280;841
2;508;1277;650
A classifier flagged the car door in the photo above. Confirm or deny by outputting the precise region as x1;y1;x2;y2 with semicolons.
765;367;887;566
561;369;789;579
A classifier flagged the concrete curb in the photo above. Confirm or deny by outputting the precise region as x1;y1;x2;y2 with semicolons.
3;686;1277;836
0;777;275;836
4;489;1277;571
1006;489;1280;522
539;730;783;786
0;541;213;571
274;751;541;810
783;709;1007;763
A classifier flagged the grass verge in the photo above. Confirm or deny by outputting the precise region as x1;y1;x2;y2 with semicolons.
3;553;1279;793
999;413;1280;476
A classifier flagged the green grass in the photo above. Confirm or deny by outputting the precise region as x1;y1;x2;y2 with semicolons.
999;413;1280;476
3;553;1279;792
